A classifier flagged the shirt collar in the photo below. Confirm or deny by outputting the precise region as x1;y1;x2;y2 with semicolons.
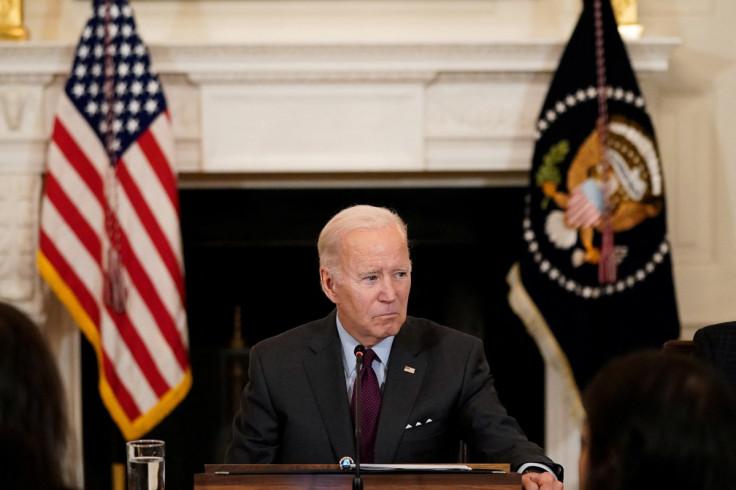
336;313;394;375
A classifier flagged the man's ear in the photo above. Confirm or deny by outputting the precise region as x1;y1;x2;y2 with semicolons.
320;266;339;304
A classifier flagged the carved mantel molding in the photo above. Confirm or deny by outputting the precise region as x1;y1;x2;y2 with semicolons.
0;39;679;178
0;39;680;76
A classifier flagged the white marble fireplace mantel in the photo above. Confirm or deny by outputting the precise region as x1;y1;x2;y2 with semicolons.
0;39;678;489
0;40;678;179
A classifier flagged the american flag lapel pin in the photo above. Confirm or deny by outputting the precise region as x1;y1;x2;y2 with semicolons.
404;366;415;374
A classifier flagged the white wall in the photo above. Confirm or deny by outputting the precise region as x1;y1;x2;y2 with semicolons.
26;1;581;43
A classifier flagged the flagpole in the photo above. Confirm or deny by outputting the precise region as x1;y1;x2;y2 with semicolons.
0;0;29;41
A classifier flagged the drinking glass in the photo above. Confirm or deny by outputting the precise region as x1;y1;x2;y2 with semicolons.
126;439;165;490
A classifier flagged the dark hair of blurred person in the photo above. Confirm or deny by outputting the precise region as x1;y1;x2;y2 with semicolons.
0;302;73;490
580;349;736;490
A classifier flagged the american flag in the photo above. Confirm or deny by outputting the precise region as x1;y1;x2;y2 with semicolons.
37;0;191;440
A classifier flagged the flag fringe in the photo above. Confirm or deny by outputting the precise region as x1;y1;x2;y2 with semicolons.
506;262;585;424
37;251;192;440
101;364;192;441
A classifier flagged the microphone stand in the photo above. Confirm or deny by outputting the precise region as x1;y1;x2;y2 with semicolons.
353;345;365;490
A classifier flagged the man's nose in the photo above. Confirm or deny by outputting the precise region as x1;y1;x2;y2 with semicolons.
378;277;397;301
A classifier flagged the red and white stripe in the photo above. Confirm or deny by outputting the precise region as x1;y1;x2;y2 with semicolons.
565;185;603;229
39;93;190;439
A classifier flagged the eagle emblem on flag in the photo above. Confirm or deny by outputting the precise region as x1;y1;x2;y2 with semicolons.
536;111;665;269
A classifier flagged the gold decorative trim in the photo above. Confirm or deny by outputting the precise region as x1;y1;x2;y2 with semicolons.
0;0;29;41
611;0;643;40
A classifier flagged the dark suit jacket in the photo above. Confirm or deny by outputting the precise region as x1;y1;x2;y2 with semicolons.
693;321;736;395
225;311;561;476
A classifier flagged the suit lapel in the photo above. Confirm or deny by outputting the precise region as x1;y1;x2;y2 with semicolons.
374;319;428;462
303;312;355;461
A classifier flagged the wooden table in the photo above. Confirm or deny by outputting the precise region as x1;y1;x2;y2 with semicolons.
194;463;521;489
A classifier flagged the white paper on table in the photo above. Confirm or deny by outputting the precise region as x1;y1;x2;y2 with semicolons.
359;464;475;472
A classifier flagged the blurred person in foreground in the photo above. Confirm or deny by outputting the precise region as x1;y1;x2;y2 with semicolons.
580;349;736;490
226;204;563;490
0;301;75;490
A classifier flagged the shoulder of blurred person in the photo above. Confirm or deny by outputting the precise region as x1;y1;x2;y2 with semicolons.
580;349;736;490
0;302;76;490
692;321;736;395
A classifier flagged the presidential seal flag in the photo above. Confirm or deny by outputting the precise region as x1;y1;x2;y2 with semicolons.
37;0;191;440
508;0;680;417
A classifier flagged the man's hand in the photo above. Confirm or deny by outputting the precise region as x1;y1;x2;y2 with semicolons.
521;470;564;490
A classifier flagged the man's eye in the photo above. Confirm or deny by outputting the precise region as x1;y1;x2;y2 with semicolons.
396;271;408;278
364;275;378;282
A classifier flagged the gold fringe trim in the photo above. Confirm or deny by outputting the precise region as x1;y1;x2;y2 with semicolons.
507;262;585;424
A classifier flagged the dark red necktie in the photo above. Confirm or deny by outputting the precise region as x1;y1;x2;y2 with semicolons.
351;348;382;463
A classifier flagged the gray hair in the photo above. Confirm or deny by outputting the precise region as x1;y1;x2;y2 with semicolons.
318;205;409;280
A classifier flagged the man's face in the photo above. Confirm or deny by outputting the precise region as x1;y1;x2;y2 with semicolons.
320;225;411;347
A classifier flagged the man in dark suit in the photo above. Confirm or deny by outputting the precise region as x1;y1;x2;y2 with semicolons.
226;205;563;489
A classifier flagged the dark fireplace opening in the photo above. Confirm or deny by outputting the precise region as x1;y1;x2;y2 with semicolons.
81;185;545;489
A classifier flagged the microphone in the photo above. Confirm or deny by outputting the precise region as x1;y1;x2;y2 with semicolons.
353;344;365;490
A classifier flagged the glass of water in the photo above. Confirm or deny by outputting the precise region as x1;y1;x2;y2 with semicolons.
127;439;165;490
